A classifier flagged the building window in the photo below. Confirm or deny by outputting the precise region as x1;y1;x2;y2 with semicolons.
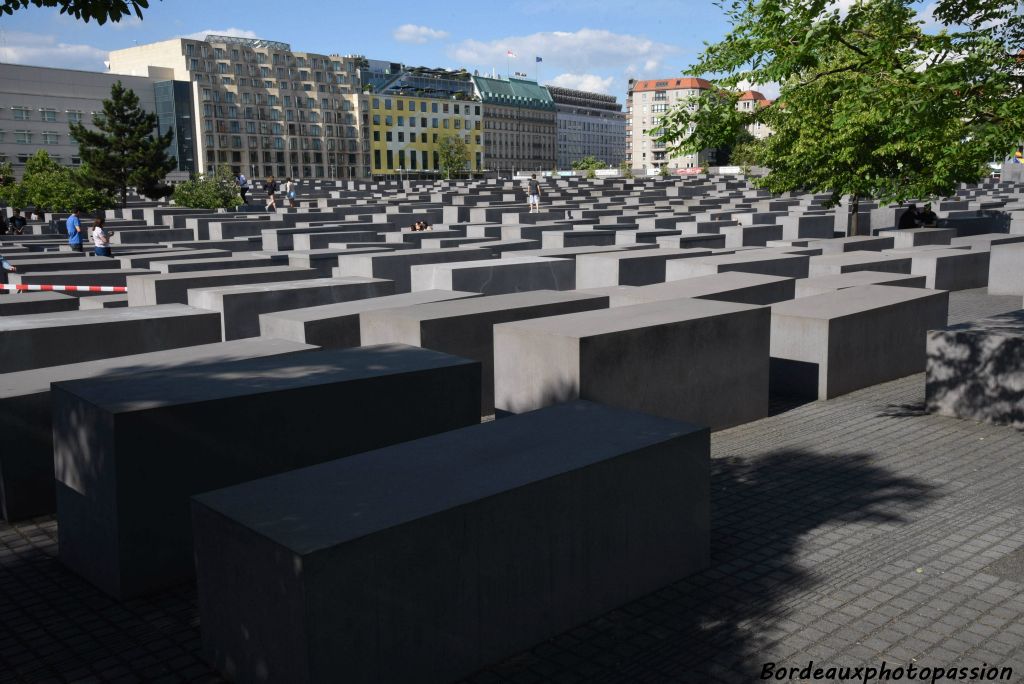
12;107;30;121
15;131;32;144
67;110;84;123
40;109;58;122
71;156;81;165
17;154;29;164
42;132;59;145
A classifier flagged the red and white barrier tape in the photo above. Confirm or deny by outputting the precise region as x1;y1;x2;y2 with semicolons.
0;283;126;293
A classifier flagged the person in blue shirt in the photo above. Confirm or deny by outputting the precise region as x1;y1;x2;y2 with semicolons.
66;208;83;252
0;252;16;295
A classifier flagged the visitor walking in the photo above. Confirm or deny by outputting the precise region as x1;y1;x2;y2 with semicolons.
527;174;542;213
91;217;114;257
284;177;297;208
66;208;83;252
265;176;278;212
238;173;249;205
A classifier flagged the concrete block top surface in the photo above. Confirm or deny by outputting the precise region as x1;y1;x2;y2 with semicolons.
684;252;806;267
0;304;207;331
938;309;1024;337
52;344;476;413
634;272;792;298
191;400;706;555
810;251;904;265
187;276;388;298
128;266;312;283
496;297;763;338
431;256;568;270
260;290;479;323
796;272;924;290
366;290;608;323
771;284;945;319
0;338;315;398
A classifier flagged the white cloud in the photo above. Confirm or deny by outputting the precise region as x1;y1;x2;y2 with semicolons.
393;24;449;44
182;27;259;40
547;73;615;94
0;31;107;70
449;28;677;76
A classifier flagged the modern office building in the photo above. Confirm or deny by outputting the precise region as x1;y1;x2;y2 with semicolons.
625;77;718;172
547;86;626;169
0;63;194;178
110;35;366;180
471;75;556;173
364;66;484;177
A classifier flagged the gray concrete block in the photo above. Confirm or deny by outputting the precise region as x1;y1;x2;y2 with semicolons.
334;248;492;293
769;285;949;399
494;299;770;430
0;338;314;522
150;255;285;273
719;224;783;248
989;243;1024;295
0;292;78;316
813;236;895;254
188;277;394;340
0;304;221;373
666;252;809;280
361;290;609;414
53;345;482;598
602;272;795;306
411;256;575;294
191;400;710;684
908;249;991;290
77;294;129;309
925;310;1024;427
575;248;713;288
795;272;926;298
779;214;835;240
126;266;321;306
807;252;912;277
878;228;955;248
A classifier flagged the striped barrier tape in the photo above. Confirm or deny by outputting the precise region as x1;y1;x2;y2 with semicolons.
0;283;127;293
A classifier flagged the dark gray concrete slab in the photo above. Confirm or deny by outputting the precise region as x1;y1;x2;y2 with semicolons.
0;292;78;316
53;345;482;598
411;256;575;294
126;266;320;306
191;400;709;684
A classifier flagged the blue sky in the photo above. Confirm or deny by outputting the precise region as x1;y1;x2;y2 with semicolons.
0;0;738;101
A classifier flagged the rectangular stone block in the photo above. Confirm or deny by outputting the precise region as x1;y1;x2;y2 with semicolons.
769;285;949;399
494;299;770;430
53;345;482;598
411;256;575;294
191;400;710;684
0;304;221;373
925;310;1024;427
908;248;990;290
666;252;809;280
0;338;313;522
126;266;320;306
361;291;609;414
540;229;617;248
654;234;727;249
719;224;783;248
878;228;955;248
0;292;78;316
813;235;895;254
779;214;835;240
188;277;394;340
151;255;284;273
334;248;492;293
795;272;926;298
604;272;795;306
807;252;912;277
575;248;712;288
989;243;1024;295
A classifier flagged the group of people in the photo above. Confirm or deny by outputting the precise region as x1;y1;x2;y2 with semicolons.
410;220;432;232
0;209;28;235
65;208;114;257
236;173;298;212
897;203;939;230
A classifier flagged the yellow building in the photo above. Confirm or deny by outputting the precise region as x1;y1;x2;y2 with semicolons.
367;94;482;177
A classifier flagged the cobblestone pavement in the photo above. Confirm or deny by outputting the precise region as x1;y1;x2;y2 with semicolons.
2;290;1022;683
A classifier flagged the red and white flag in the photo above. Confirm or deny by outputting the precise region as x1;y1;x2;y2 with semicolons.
506;50;516;58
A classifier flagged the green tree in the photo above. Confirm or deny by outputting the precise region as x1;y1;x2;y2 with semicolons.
0;0;151;24
657;0;1024;235
0;161;17;187
571;155;605;171
437;134;470;179
172;166;243;209
70;81;176;207
619;160;634;179
2;151;115;212
658;164;671;179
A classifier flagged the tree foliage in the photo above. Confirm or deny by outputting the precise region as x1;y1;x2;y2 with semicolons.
657;0;1024;233
0;0;150;24
70;81;176;206
172;166;242;209
0;151;114;212
437;135;470;179
571;155;606;171
619;160;634;178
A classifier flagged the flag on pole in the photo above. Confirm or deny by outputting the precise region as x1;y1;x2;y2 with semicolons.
536;56;543;63
506;50;516;58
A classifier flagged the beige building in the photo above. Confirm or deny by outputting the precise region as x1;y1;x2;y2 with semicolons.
471;75;556;174
625;77;718;172
110;35;366;180
738;89;773;140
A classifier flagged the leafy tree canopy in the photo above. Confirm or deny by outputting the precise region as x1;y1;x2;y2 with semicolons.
71;81;176;206
0;0;151;24
571;156;606;171
0;151;115;212
657;0;1024;232
437;135;470;179
172;166;242;209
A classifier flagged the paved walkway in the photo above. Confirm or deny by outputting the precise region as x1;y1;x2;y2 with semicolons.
2;290;1022;683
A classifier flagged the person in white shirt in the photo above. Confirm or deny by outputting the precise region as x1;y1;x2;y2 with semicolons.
91;217;114;257
284;177;296;208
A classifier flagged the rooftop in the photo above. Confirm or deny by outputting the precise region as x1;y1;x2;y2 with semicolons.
471;75;556;111
630;77;713;93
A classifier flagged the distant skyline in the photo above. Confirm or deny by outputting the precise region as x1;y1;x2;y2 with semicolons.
0;0;735;100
